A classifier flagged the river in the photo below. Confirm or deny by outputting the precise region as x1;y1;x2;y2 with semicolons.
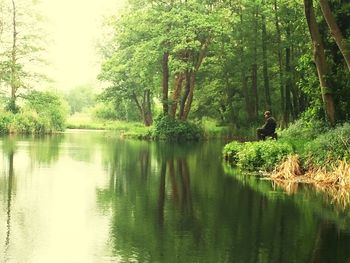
0;131;349;263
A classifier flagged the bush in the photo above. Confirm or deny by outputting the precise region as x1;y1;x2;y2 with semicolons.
152;115;203;141
224;139;294;171
10;111;39;134
279;118;329;141
223;141;243;163
24;90;68;132
92;102;118;120
0;91;69;134
0;111;13;134
304;123;350;167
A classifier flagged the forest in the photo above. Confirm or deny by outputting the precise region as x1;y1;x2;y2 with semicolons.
97;0;350;130
0;0;349;172
0;0;348;134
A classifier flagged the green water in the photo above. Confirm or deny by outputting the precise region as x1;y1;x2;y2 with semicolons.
0;131;350;263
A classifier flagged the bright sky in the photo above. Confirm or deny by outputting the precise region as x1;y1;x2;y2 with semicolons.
39;0;124;91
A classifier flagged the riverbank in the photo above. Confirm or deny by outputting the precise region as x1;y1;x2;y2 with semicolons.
67;114;245;140
223;120;350;207
266;155;350;208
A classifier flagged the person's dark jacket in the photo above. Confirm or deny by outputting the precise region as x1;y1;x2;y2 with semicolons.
262;117;276;135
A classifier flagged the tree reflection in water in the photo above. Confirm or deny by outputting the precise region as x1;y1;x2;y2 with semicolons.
98;140;350;263
1;138;16;263
97;141;203;262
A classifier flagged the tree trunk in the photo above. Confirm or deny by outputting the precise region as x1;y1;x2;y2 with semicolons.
319;0;350;72
161;52;169;115
261;0;272;111
252;63;258;118
226;72;236;123
274;0;285;127
131;92;144;123
9;0;18;113
304;0;335;125
170;73;184;118
284;43;292;124
143;89;153;126
252;8;259;119
180;40;209;120
239;10;252;121
179;70;191;119
291;45;300;120
181;71;196;120
11;0;17;100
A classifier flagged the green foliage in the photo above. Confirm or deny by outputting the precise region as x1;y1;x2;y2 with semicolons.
223;140;294;171
5;98;19;114
223;141;243;163
10;111;41;134
99;0;224;123
64;85;96;114
92;102;118;120
0;111;13;134
201;118;233;138
0;0;46;105
152;115;203;141
279;118;329;141
24;90;68;132
92;100;140;122
304;123;350;167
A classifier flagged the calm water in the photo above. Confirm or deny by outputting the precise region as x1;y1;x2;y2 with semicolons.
0;131;350;263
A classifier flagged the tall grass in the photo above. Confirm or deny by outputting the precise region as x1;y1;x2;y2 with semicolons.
66;112;152;138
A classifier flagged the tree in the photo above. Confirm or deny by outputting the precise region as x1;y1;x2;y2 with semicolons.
98;0;349;129
99;5;159;126
64;84;96;114
24;90;68;131
304;0;335;125
318;0;350;72
261;0;272;112
99;0;224;125
0;0;45;112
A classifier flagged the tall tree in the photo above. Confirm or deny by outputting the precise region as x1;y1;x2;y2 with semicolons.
261;0;271;112
273;0;285;126
304;0;335;125
0;0;45;112
318;0;350;72
161;52;169;115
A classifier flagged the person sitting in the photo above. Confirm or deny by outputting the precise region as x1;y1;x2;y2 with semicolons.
256;111;277;140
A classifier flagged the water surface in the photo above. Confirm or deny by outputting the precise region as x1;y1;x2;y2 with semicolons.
0;132;350;263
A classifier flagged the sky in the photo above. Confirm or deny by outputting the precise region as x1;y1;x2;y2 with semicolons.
38;0;124;91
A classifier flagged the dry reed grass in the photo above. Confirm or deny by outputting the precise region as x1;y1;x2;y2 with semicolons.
268;155;350;208
270;155;304;180
306;160;350;185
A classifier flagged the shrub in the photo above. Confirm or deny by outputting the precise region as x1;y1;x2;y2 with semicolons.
92;102;118;120
279;118;329;141
224;139;294;171
10;111;39;134
152;115;203;141
304;123;350;167
223;141;243;163
0;111;13;134
24;90;68;132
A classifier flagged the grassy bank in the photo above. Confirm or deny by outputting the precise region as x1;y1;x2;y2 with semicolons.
66;113;151;136
223;120;350;203
67;114;242;140
0;110;65;134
